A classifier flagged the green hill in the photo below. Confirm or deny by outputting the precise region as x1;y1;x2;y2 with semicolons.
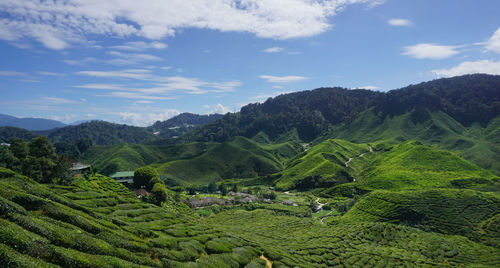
81;142;213;175
347;140;498;191
153;136;300;185
342;189;500;248
275;139;369;190
0;167;263;267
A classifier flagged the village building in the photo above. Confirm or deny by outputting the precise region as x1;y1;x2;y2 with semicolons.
70;162;91;175
110;171;134;184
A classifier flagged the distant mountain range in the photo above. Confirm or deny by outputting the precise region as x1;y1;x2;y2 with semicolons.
0;112;223;145
0;113;66;131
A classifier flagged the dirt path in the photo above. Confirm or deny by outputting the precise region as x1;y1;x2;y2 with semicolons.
344;145;373;168
260;254;272;268
320;210;334;224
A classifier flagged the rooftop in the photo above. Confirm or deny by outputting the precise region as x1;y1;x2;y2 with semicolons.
110;171;134;178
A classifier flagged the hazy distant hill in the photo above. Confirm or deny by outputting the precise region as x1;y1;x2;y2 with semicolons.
149;113;223;138
0;113;66;131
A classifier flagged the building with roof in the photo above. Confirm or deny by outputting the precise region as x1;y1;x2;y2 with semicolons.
110;171;134;184
70;162;91;175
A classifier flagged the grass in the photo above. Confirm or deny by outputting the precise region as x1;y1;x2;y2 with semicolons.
153;136;300;185
275;139;369;190
0;169;265;267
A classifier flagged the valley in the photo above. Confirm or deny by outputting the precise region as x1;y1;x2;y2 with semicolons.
1;74;500;267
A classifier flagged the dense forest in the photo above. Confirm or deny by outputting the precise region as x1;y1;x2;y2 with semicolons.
186;74;500;142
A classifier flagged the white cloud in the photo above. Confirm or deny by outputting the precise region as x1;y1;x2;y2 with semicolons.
108;51;162;62
0;0;381;49
75;70;241;98
41;97;78;104
486;27;500;54
36;71;64;76
262;47;284;53
250;91;291;103
50;114;76;122
0;71;25;76
110;41;167;51
387;18;411;27
210;104;231;114
402;43;459;59
119;110;180;126
259;74;308;83
432;60;500;77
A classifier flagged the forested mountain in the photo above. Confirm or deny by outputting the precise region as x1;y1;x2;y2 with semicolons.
0;113;66;131
186;74;500;143
0;126;39;143
148;113;223;138
47;120;157;145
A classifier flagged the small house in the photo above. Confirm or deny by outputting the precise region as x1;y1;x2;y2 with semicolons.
70;162;91;175
110;171;134;184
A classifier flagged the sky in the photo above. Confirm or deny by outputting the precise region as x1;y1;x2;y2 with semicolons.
0;0;499;126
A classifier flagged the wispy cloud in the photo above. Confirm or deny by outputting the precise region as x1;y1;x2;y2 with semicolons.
485;27;500;54
402;43;459;59
0;0;382;49
75;69;241;99
262;47;284;53
0;71;25;76
259;75;308;83
41;97;78;104
36;71;64;76
432;60;500;77
250;91;292;103
387;18;411;27
119;110;180;126
110;41;167;51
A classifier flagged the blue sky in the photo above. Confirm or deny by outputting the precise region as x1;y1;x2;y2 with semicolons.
0;0;499;126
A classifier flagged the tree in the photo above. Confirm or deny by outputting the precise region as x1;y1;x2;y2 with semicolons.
10;139;28;159
218;184;227;196
151;182;168;205
133;166;159;189
208;181;217;193
0;146;15;168
187;185;197;195
29;136;56;159
148;175;163;191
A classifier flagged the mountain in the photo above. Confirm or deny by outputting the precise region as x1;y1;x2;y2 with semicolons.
0;126;39;143
149;113;223;138
0;113;66;131
185;74;500;175
47;120;157;145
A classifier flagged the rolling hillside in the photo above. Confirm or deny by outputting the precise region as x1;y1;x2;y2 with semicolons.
153;136;301;185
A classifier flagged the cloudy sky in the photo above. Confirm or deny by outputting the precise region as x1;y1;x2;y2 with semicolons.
0;0;499;126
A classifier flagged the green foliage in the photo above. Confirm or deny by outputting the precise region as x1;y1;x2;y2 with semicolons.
133;166;159;189
154;136;300;185
276;139;368;190
151;182;168;205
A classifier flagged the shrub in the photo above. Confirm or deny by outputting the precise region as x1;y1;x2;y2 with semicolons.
133;166;159;190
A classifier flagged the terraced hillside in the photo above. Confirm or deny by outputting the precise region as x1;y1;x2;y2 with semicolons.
205;209;500;267
152;136;300;185
275;139;370;190
329;109;500;176
342;189;500;247
0;168;265;267
344;140;499;192
81;142;214;175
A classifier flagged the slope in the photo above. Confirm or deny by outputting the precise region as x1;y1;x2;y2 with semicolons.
0;113;66;131
0;167;263;267
275;139;370;190
342;189;500;248
81;142;214;175
326;140;499;193
153;136;300;185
